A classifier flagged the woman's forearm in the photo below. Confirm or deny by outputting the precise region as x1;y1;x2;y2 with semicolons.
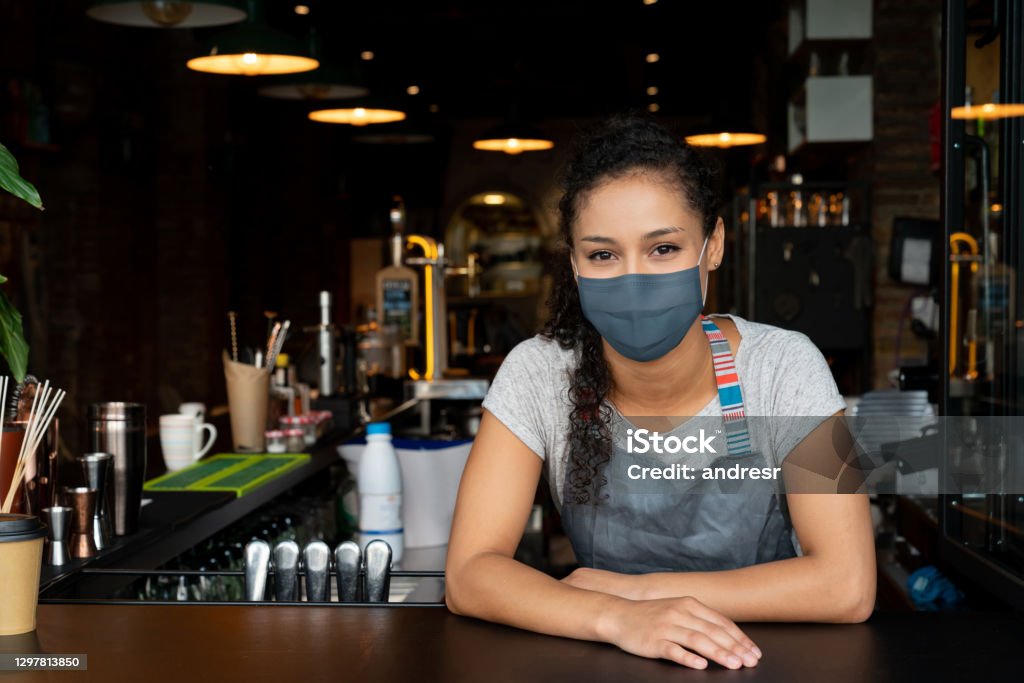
567;554;875;623
642;555;874;622
446;551;626;642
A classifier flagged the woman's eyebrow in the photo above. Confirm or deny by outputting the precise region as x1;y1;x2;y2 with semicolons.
579;226;686;245
640;226;686;241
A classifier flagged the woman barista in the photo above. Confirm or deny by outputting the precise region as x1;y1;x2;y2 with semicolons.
445;116;875;670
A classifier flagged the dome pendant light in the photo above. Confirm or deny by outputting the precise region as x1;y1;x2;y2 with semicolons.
308;106;406;126
684;112;766;149
186;0;318;76
472;119;553;155
87;1;246;28
685;131;767;148
257;30;368;101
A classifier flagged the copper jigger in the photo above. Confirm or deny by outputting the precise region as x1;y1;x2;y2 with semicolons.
61;487;97;559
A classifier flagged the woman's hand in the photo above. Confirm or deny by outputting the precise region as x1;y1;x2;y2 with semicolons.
596;595;762;670
561;567;648;600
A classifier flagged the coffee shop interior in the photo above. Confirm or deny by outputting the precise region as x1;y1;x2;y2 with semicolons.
0;0;1022;659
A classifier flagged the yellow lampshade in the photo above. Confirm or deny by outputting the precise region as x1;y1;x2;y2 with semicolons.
950;103;1024;120
187;52;317;76
472;137;554;154
187;0;317;76
685;131;767;148
308;107;406;126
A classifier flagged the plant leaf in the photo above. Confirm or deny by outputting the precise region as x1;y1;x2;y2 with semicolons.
0;289;29;382
0;143;43;210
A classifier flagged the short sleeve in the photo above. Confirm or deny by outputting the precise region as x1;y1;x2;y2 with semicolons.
481;338;553;461
767;330;848;460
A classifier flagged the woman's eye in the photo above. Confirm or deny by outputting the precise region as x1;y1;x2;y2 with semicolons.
653;244;680;256
587;250;614;261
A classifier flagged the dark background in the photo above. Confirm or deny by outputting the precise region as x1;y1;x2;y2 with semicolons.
0;0;941;452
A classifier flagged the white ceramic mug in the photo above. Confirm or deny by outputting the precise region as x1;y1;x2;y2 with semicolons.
178;402;207;422
160;414;217;472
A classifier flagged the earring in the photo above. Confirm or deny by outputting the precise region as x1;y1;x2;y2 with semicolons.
713;262;720;267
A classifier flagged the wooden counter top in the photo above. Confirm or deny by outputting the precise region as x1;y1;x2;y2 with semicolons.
6;605;1021;682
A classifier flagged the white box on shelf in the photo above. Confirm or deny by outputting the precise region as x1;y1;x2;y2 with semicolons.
789;0;873;54
789;75;873;151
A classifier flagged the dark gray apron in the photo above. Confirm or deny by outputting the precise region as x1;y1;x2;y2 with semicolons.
560;316;798;574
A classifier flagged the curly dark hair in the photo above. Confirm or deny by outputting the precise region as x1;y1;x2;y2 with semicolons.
540;114;721;505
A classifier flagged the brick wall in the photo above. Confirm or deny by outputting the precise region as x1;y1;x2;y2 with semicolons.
867;0;943;388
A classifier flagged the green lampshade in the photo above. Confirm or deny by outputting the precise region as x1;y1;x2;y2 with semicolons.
87;1;246;28
187;0;317;76
257;63;368;100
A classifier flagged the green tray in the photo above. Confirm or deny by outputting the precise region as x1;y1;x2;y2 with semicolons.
144;453;310;497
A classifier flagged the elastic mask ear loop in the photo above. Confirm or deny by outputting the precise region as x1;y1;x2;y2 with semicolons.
698;237;710;307
570;251;579;280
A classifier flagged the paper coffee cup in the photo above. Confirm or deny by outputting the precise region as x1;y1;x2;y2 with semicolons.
223;351;270;453
0;514;46;635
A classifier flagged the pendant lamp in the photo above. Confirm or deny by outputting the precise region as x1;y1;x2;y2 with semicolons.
186;0;318;76
950;103;1024;120
308;91;406;126
684;115;766;149
472;119;553;155
87;0;245;28
257;31;368;100
308;106;406;126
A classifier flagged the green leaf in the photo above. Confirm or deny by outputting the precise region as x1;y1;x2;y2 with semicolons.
0;288;29;382
0;143;43;210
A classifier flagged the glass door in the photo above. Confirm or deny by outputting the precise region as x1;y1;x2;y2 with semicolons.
941;0;1024;606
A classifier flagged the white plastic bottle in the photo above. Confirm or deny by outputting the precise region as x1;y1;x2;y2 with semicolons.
357;422;404;562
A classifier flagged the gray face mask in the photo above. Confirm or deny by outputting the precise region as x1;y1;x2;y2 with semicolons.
573;237;709;362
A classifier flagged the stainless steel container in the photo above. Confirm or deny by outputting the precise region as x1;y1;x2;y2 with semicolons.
87;403;146;536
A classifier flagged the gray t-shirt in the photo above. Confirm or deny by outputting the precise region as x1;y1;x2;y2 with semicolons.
481;313;847;510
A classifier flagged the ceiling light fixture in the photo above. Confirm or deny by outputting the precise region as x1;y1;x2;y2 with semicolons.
685;131;767;148
646;53;660;63
257;30;367;99
360;51;375;61
407;85;420;95
950;102;1024;120
473;120;554;155
187;0;317;75
293;4;309;14
309;107;406;126
87;0;246;28
646;86;658;96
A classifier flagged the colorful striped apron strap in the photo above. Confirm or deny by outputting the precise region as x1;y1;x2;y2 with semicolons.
700;316;752;456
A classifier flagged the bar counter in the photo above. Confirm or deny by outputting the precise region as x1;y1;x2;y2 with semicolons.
6;606;1018;681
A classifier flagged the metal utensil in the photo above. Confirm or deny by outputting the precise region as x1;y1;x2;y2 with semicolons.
272;540;300;602
61;486;97;558
87;402;146;536
243;540;270;601
302;541;330;602
79;453;113;551
266;320;291;370
334;541;361;602
364;539;392;603
41;506;71;566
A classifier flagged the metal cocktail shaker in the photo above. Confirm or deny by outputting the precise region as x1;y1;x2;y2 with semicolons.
79;453;113;550
87;403;146;536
